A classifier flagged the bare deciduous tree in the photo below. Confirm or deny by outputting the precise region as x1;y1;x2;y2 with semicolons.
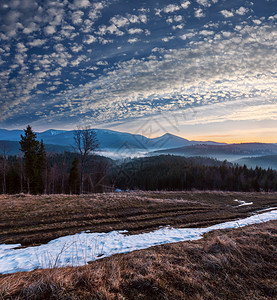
73;126;98;194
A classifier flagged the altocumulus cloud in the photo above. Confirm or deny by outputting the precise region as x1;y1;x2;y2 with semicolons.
0;0;276;131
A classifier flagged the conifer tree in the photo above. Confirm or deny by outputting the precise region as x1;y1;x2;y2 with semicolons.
19;125;40;194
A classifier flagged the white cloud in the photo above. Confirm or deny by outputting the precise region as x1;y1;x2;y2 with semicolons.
94;2;104;10
71;55;86;66
35;71;47;78
221;31;232;38
128;14;140;23
181;1;190;9
269;14;277;21
128;28;143;34
47;7;64;26
163;4;180;13
44;25;56;35
124;13;147;24
23;22;37;34
84;35;97;44
50;13;64;26
16;42;27;52
173;24;184;30
145;29;151;36
128;38;139;44
180;32;196;40
72;10;84;24
54;43;66;53
74;0;91;8
49;69;61;76
162;36;175;42
82;19;94;32
253;19;262;25
87;1;108;24
29;39;47;47
196;0;211;7
236;7;249;16
97;24;124;36
110;15;129;27
174;15;183;22
14;53;26;66
98;37;113;44
71;44;83;52
139;14;147;23
154;8;162;16
200;30;214;36
96;60;108;66
62;24;75;31
195;8;205;18
220;10;234;18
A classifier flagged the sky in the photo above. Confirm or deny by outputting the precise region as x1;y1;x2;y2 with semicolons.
0;0;276;143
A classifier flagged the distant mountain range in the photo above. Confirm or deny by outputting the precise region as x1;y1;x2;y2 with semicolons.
0;128;223;154
152;143;277;160
0;140;72;155
0;129;277;170
150;143;277;170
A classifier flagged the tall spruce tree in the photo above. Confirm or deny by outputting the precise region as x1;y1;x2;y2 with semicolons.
19;125;40;194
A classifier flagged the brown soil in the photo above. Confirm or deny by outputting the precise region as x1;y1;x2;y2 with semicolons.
0;191;276;247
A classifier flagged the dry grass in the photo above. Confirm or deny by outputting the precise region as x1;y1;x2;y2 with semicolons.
0;221;276;299
0;191;276;247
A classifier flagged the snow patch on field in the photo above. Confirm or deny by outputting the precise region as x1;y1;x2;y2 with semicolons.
0;210;277;275
234;199;253;206
256;207;277;213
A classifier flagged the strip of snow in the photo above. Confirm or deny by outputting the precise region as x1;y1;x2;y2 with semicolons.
234;199;253;207
238;202;253;207
255;207;277;213
0;210;277;275
0;244;21;253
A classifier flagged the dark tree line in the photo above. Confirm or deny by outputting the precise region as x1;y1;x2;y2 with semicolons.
113;156;277;192
0;150;113;195
1;153;277;194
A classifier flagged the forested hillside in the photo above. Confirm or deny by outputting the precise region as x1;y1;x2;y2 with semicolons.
0;152;113;194
1;153;277;194
113;155;277;192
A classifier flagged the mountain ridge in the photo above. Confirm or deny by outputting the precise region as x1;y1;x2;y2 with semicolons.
152;143;277;162
1;129;276;163
0;128;225;151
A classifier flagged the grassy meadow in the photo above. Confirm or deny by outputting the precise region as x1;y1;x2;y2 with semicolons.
0;191;276;299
